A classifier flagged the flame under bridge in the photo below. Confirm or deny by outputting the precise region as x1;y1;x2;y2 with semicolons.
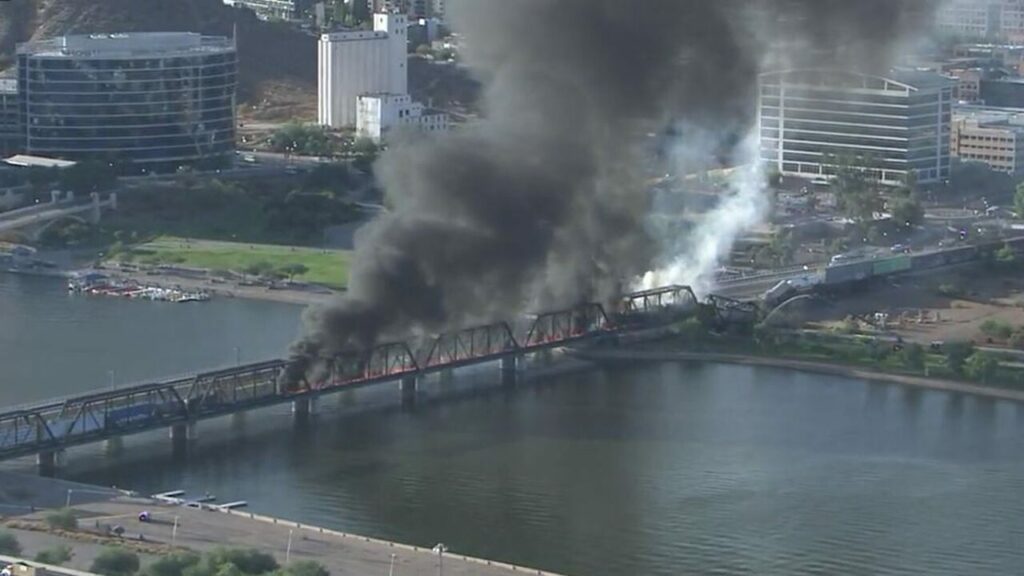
0;285;743;472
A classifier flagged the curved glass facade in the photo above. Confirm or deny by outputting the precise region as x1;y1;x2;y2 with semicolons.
17;33;237;172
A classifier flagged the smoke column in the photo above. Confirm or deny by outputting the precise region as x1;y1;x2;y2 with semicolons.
288;0;939;381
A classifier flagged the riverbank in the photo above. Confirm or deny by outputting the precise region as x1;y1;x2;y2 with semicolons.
0;473;562;576
577;347;1024;403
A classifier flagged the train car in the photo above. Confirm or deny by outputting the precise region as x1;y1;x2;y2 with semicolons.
823;260;874;285
872;255;912;276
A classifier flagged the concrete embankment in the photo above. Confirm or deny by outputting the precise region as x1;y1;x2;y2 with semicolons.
575;348;1024;404
0;473;563;576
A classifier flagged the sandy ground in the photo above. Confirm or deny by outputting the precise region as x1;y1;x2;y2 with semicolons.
0;475;560;576
793;266;1024;345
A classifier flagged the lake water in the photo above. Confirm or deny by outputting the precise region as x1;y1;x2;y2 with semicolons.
3;273;1024;575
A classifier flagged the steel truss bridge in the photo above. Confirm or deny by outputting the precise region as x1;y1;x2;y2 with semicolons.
0;285;743;467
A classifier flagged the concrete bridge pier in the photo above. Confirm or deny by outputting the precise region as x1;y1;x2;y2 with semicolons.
37;450;64;476
500;355;520;388
104;436;124;455
292;395;318;421
400;376;418;406
170;421;198;454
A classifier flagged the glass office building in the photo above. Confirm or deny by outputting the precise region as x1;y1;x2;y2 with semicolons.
17;33;237;172
758;69;955;186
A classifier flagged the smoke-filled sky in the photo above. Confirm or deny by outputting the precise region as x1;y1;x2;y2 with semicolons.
289;0;939;378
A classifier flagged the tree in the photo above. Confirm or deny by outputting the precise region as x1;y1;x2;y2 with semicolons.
945;341;975;376
280;263;309;281
243;261;275;278
890;194;924;227
204;548;278;575
90;547;140;576
45;508;79;531
901;342;925;371
146;552;201;576
980;318;1014;340
1015;180;1024;219
995;243;1016;269
281;561;329;576
0;531;21;555
270;123;335;157
415;43;432;56
35;544;73;565
965;351;1000;383
58;161;117;194
829;152;883;225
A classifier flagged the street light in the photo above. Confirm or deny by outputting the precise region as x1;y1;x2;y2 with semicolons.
65;489;73;508
286;529;294;564
388;553;397;576
432;544;447;576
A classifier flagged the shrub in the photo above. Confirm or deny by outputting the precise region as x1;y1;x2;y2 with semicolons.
980;319;1014;340
965;352;1000;383
1010;330;1024;350
0;530;22;555
35;544;73;565
205;548;278;575
45;508;78;531
90;547;140;576
901;343;925;371
283;561;329;576
146;552;201;576
945;341;975;376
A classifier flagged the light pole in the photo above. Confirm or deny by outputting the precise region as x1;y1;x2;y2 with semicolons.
65;489;73;508
108;369;115;390
286;529;294;564
234;346;241;367
388;553;396;576
432;543;447;576
172;515;179;548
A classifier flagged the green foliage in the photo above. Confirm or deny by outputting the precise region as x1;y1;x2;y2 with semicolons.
828;152;883;224
965;351;999;383
279;263;310;280
243;260;276;277
1015;180;1024;218
995;243;1016;268
204;548;279;575
944;341;975;376
280;561;329;576
980;318;1014;340
58;160;118;194
38;218;98;248
1010;330;1024;350
90;547;140;576
901;343;925;371
0;530;22;555
270;123;335;157
675;317;707;346
35;544;73;565
145;551;201;576
937;283;965;298
889;194;924;227
45;508;79;531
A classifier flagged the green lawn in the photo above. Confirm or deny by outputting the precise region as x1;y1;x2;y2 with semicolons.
113;236;352;289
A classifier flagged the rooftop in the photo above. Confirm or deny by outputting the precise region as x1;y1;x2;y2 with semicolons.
18;32;234;58
4;155;77;169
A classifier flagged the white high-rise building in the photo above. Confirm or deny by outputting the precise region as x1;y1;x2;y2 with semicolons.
318;12;407;127
357;93;448;142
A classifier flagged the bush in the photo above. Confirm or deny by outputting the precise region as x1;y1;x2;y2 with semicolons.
45;508;78;531
965;352;1000;383
1010;330;1024;350
980;318;1014;340
146;552;201;576
205;548;278;575
0;530;22;555
282;561;329;576
945;341;975;376
901;343;925;371
35;544;73;565
937;283;965;298
90;547;140;576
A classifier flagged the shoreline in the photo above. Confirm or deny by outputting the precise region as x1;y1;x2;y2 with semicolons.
578;347;1024;404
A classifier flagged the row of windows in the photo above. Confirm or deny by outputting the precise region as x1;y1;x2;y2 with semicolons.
29;138;234;156
21;74;237;92
27;132;233;150
24;92;234;108
26;120;234;138
20;54;235;71
25;101;233;119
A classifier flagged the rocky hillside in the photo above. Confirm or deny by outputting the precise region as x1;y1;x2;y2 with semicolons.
0;0;315;103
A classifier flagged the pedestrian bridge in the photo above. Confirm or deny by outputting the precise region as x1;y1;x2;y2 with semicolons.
0;285;732;472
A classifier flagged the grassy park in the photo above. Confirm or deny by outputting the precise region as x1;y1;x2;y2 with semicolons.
109;236;352;289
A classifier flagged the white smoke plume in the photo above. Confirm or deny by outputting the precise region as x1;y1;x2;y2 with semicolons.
640;130;768;296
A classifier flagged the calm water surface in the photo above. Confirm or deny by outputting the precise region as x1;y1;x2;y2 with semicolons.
3;273;1024;576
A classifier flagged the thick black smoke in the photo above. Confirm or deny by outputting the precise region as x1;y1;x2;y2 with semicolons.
286;0;938;384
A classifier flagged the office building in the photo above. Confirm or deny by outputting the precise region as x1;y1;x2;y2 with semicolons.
758;69;955;186
0;78;20;156
318;12;407;127
937;1;1024;42
951;105;1024;174
223;0;310;20
17;33;237;172
356;93;447;141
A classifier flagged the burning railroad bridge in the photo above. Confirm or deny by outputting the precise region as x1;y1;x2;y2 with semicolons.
0;285;757;474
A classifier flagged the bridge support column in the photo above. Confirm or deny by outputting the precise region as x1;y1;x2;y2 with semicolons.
37;450;63;477
439;368;454;386
400;376;418;406
500;355;520;388
170;421;198;454
104;436;124;455
292;395;318;421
